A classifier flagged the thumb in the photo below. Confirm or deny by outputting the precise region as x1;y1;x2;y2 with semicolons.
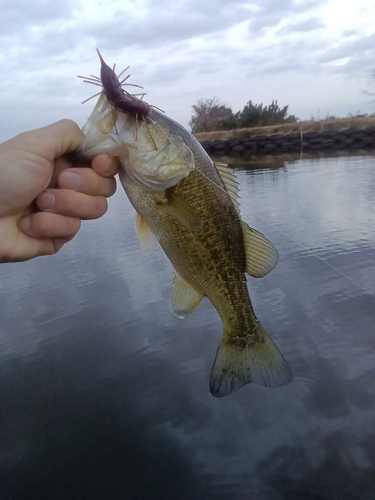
18;120;86;162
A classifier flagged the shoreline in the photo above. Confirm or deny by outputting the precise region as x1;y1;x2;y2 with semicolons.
212;148;375;169
194;117;375;154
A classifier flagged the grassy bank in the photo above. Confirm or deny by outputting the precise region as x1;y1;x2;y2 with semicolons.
194;116;375;142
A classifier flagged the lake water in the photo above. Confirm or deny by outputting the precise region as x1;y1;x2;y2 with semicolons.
1;154;375;500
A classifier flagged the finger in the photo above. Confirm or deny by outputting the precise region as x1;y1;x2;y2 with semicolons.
48;156;72;189
91;154;121;178
37;189;108;220
19;120;85;162
6;239;66;261
49;156;92;190
3;233;68;262
18;212;81;240
30;238;67;257
23;238;68;259
37;120;85;159
58;168;117;197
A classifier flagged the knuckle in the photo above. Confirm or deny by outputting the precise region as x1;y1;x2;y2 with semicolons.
91;171;101;193
57;119;80;133
79;169;100;195
60;190;77;214
56;190;108;219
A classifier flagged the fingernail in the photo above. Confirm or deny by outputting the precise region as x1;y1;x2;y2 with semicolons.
38;191;55;210
61;171;80;189
18;217;30;232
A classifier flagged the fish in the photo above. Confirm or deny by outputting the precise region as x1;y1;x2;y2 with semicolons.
75;54;293;397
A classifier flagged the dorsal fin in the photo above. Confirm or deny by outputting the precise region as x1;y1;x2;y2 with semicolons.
214;162;241;214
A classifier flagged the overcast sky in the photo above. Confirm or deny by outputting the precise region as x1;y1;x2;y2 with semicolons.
1;0;375;141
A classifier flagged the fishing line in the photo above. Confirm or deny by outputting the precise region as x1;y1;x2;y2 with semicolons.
252;210;375;299
194;164;235;196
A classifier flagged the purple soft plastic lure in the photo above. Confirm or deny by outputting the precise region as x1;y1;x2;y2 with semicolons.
78;49;162;148
96;48;151;119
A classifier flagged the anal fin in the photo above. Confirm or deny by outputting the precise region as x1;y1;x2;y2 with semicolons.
171;272;204;319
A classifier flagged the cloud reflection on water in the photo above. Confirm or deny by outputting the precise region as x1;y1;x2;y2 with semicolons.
0;154;375;499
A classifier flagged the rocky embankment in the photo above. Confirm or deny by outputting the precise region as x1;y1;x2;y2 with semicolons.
199;127;375;155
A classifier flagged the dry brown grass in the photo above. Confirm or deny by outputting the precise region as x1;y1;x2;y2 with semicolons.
194;116;375;142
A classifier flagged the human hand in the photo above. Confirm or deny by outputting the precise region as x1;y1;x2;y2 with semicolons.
0;119;120;263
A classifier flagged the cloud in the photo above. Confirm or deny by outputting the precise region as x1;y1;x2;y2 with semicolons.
342;28;360;37
0;0;74;36
319;33;375;70
248;0;324;33
0;0;375;141
277;16;325;34
239;37;326;78
329;51;375;78
86;0;249;49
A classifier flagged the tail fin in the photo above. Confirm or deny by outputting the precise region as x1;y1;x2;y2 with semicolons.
210;323;292;397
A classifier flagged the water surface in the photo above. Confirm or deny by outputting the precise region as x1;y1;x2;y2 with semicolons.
1;155;375;499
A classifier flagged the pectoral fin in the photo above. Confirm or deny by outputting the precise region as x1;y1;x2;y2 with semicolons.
170;272;204;319
241;221;279;277
159;192;202;232
135;212;159;255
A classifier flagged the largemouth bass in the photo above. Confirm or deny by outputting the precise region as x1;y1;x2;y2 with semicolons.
76;64;292;397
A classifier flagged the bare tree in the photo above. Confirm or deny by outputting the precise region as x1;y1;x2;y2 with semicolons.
189;97;233;133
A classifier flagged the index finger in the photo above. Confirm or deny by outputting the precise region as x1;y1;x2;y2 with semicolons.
91;154;121;178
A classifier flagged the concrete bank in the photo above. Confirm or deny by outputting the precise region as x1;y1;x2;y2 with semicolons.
199;127;375;155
